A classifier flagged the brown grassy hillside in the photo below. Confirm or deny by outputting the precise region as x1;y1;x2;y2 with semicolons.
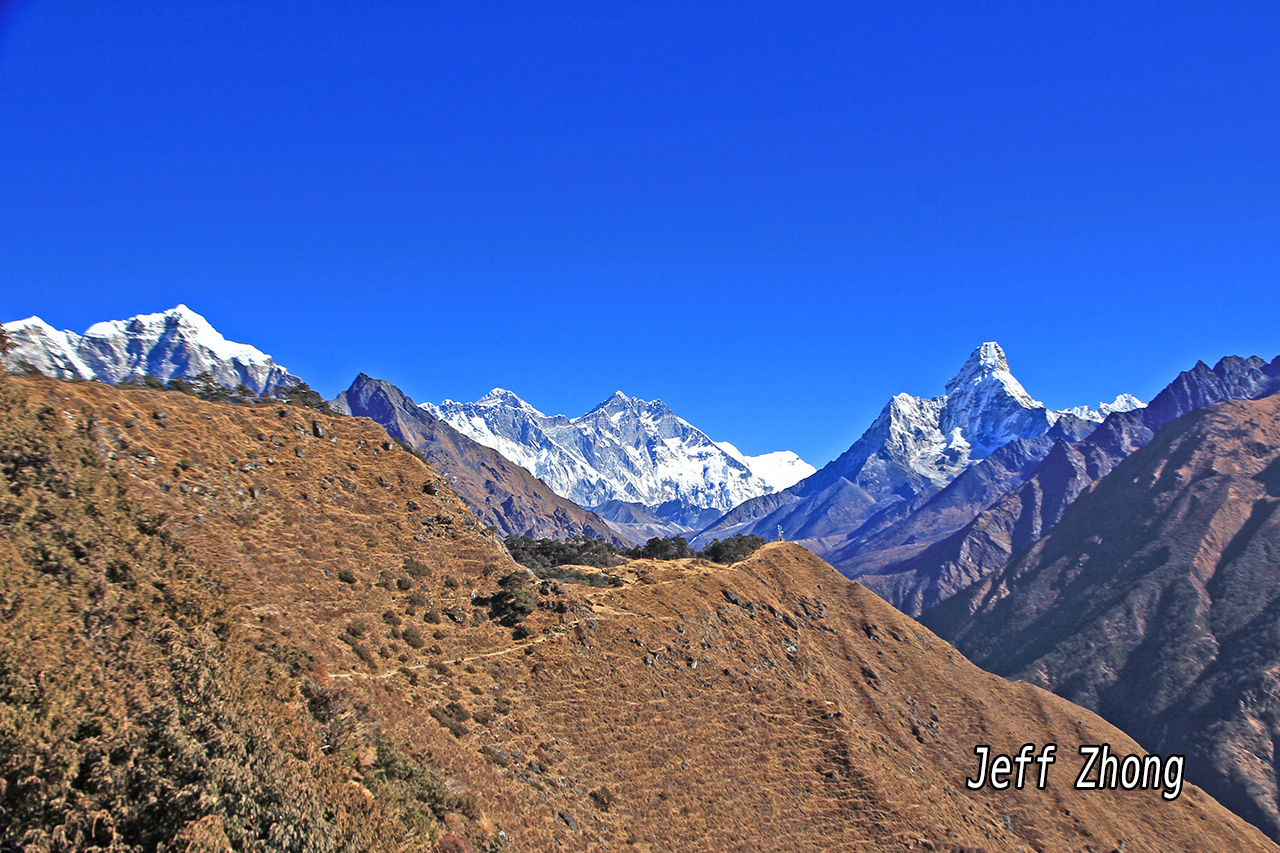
2;374;1273;852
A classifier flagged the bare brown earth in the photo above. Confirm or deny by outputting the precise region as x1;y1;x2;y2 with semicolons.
5;374;1275;852
926;394;1280;840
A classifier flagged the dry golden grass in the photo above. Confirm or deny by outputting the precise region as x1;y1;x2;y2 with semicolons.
6;375;1276;852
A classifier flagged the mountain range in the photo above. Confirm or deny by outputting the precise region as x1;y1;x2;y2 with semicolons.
5;308;1150;557
2;305;299;396
12;304;1280;843
425;388;814;541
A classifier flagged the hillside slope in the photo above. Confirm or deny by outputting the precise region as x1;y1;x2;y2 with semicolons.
925;393;1280;840
3;374;1272;852
0;377;472;850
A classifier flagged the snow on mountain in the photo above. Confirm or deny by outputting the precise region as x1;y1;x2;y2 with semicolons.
713;441;815;491
1060;393;1146;422
2;316;95;380
697;342;1144;547
865;342;1145;488
871;341;1062;489
423;389;812;515
3;305;299;395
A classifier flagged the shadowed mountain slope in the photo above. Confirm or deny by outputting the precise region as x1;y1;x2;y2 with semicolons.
334;373;621;543
856;354;1280;615
925;393;1280;840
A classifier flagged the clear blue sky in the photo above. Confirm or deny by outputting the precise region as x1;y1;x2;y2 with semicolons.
2;1;1278;465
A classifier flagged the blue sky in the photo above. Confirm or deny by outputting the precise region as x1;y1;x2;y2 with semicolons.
2;1;1278;465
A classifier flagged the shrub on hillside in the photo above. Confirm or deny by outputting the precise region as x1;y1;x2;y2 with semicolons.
489;571;539;625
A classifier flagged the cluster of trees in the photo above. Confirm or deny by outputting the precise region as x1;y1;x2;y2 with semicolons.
699;534;768;564
503;534;623;570
116;372;332;413
637;533;767;564
488;571;540;625
503;531;768;576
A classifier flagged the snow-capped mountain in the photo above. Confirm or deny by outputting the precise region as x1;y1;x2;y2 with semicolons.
3;305;299;395
868;342;1143;489
1061;393;1145;422
711;441;813;492
696;342;1143;549
423;389;815;521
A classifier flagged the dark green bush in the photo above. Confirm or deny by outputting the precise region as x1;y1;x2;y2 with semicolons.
700;534;767;564
490;588;537;626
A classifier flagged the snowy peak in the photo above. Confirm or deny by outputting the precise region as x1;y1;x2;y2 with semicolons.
1;316;93;380
582;389;654;417
473;387;544;415
833;342;1144;492
944;341;1041;411
951;341;1008;378
427;388;812;514
603;390;632;405
3;305;299;396
84;304;275;366
576;391;679;428
7;316;61;336
1061;393;1147;423
714;441;817;491
701;341;1147;551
